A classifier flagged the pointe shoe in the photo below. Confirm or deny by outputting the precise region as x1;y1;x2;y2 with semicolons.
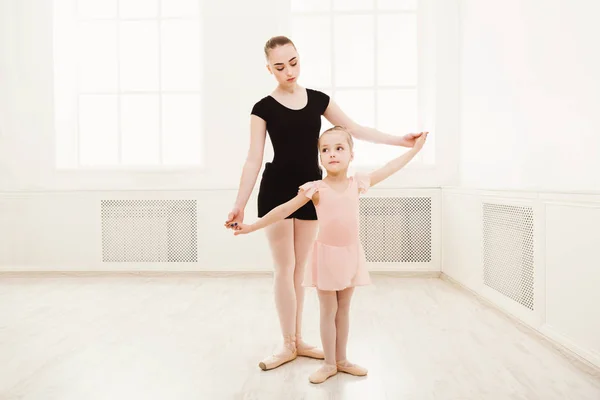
295;333;325;359
258;334;297;371
336;360;368;376
309;364;338;384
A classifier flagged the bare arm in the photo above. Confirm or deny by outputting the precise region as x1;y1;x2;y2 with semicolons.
369;133;428;187
233;115;267;210
234;192;311;235
323;100;420;147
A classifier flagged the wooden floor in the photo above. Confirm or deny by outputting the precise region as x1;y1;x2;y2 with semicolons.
0;274;599;400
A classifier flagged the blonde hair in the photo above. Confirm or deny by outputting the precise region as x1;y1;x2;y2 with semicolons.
318;126;354;150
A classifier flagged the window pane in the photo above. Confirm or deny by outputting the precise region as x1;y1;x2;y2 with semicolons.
292;0;330;12
334;90;376;166
371;89;418;164
54;1;78;168
334;15;374;87
162;94;202;165
378;0;417;10
79;95;119;165
121;95;160;165
377;89;417;134
291;16;331;88
77;0;117;18
119;0;159;18
54;95;78;168
161;21;201;90
333;0;374;11
378;14;417;86
161;0;200;18
77;21;118;92
54;92;78;168
318;89;333;134
334;90;374;127
353;141;387;166
120;21;159;91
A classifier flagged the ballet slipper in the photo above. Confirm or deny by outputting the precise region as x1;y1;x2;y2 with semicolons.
308;364;338;384
295;333;325;359
258;334;297;371
336;360;368;376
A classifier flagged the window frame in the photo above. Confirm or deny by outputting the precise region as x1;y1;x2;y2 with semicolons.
289;0;434;169
53;0;204;170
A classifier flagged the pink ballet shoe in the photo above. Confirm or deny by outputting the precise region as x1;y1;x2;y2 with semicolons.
258;334;297;371
336;360;368;376
308;364;338;384
295;333;325;359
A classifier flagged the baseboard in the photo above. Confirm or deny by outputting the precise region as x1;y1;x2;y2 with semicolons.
0;270;273;278
540;324;600;371
0;269;440;278
370;270;441;278
440;273;600;377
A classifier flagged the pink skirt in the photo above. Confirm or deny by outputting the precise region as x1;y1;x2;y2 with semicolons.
303;240;371;291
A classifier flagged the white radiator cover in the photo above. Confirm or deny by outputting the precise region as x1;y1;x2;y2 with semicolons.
101;200;198;263
482;202;535;311
360;197;432;263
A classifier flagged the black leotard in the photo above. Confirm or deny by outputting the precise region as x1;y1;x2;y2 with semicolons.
251;88;330;220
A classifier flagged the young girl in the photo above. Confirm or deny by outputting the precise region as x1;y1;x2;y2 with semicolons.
233;126;428;384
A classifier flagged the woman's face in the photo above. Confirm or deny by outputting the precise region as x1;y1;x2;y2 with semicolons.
267;44;301;86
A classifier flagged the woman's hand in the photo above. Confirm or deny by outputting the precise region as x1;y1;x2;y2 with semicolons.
224;207;244;230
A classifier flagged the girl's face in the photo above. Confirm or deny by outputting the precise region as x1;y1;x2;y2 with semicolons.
266;44;301;87
319;131;354;174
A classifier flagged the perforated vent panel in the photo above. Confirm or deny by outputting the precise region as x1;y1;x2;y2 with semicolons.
483;203;534;310
101;200;197;262
359;197;432;262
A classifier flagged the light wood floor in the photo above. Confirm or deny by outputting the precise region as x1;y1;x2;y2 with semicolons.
0;274;599;400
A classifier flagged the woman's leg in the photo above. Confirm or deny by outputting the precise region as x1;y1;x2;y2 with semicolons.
335;287;368;376
309;289;339;383
259;219;297;370
292;219;322;356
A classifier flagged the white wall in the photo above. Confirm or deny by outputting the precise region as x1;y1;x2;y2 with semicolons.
458;0;600;192
0;0;459;192
443;0;600;369
442;188;600;369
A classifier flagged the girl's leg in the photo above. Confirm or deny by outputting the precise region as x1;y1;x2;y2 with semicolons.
317;289;338;364
259;219;297;370
309;290;339;384
334;287;354;362
292;219;322;357
335;287;368;376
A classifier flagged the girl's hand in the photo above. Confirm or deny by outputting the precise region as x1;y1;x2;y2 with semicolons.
413;132;428;150
233;223;254;236
402;132;427;147
224;207;244;229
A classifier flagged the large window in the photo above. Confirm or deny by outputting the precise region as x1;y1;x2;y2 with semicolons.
53;0;202;168
291;0;432;166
